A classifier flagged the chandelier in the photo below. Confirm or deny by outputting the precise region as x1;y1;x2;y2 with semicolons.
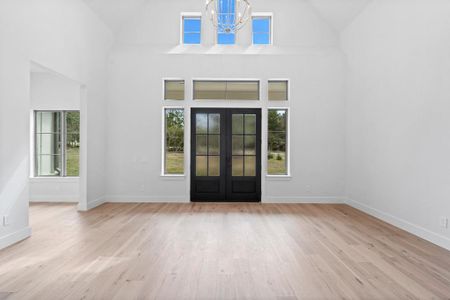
205;0;252;34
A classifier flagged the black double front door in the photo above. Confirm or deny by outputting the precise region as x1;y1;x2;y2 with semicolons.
191;108;261;202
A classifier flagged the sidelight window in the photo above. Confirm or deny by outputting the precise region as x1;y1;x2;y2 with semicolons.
164;108;185;175
267;109;288;175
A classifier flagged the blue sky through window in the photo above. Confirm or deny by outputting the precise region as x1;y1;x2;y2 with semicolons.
183;17;201;44
217;0;235;45
252;17;271;44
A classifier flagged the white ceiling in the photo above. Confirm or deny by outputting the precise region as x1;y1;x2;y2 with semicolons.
82;0;371;34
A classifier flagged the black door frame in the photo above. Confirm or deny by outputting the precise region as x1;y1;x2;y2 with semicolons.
190;108;261;202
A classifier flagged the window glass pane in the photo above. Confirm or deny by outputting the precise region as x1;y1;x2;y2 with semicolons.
164;80;185;100
37;155;61;176
268;81;288;101
65;112;80;176
226;81;259;100
208;135;220;155
196;113;208;134
268;109;287;175
183;17;201;44
218;33;235;44
244;136;256;155
196;135;207;155
196;156;207;176
184;33;201;45
217;0;235;45
36;112;60;133
193;81;260;100
244;114;256;134
253;33;270;45
252;17;271;45
194;81;227;100
232;136;244;155
244;156;256;176
232;156;243;176
208;156;220;176
165;109;184;174
232;114;244;134
208;114;220;134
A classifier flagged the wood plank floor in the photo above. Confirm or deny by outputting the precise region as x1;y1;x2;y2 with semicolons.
0;203;449;300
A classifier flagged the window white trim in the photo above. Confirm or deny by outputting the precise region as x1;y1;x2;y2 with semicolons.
251;12;273;45
191;78;262;101
161;106;186;176
180;12;202;45
267;107;290;177
162;78;185;101
268;78;290;101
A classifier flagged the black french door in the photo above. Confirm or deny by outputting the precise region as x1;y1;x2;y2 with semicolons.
191;108;261;202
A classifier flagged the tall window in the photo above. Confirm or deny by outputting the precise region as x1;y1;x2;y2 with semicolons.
35;111;80;177
164;108;185;175
217;0;236;44
252;15;272;45
268;109;288;175
182;15;201;44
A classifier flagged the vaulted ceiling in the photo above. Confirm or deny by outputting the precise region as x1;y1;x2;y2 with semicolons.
82;0;371;34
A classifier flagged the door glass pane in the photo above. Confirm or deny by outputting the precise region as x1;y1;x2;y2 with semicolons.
244;156;256;176
208;135;220;155
232;156;243;176
208;114;220;134
244;114;256;134
208;156;220;176
66;133;80;176
196;156;207;176
244;136;256;155
196;114;208;134
196;135;207;155
232;114;244;134
232;136;244;155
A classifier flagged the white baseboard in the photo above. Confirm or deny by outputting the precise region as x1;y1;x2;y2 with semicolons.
78;196;106;211
346;198;450;251
0;227;32;250
30;195;79;203
105;195;188;203
263;196;345;204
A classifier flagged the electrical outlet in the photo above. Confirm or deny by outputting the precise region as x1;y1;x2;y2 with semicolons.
3;216;10;226
440;217;448;229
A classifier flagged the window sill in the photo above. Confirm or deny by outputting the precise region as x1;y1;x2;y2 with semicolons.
266;175;292;181
29;176;80;183
160;174;186;181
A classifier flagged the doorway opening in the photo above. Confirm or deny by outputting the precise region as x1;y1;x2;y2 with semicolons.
191;108;261;202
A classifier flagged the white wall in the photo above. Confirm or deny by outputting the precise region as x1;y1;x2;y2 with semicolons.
29;72;81;203
342;0;450;250
106;0;346;203
0;0;113;250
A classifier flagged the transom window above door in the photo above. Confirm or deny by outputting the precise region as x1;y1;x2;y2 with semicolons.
193;80;260;100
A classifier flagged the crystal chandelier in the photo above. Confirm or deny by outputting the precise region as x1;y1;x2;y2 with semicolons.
205;0;252;34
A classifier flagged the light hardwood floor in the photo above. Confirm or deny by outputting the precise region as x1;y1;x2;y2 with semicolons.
0;203;449;300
